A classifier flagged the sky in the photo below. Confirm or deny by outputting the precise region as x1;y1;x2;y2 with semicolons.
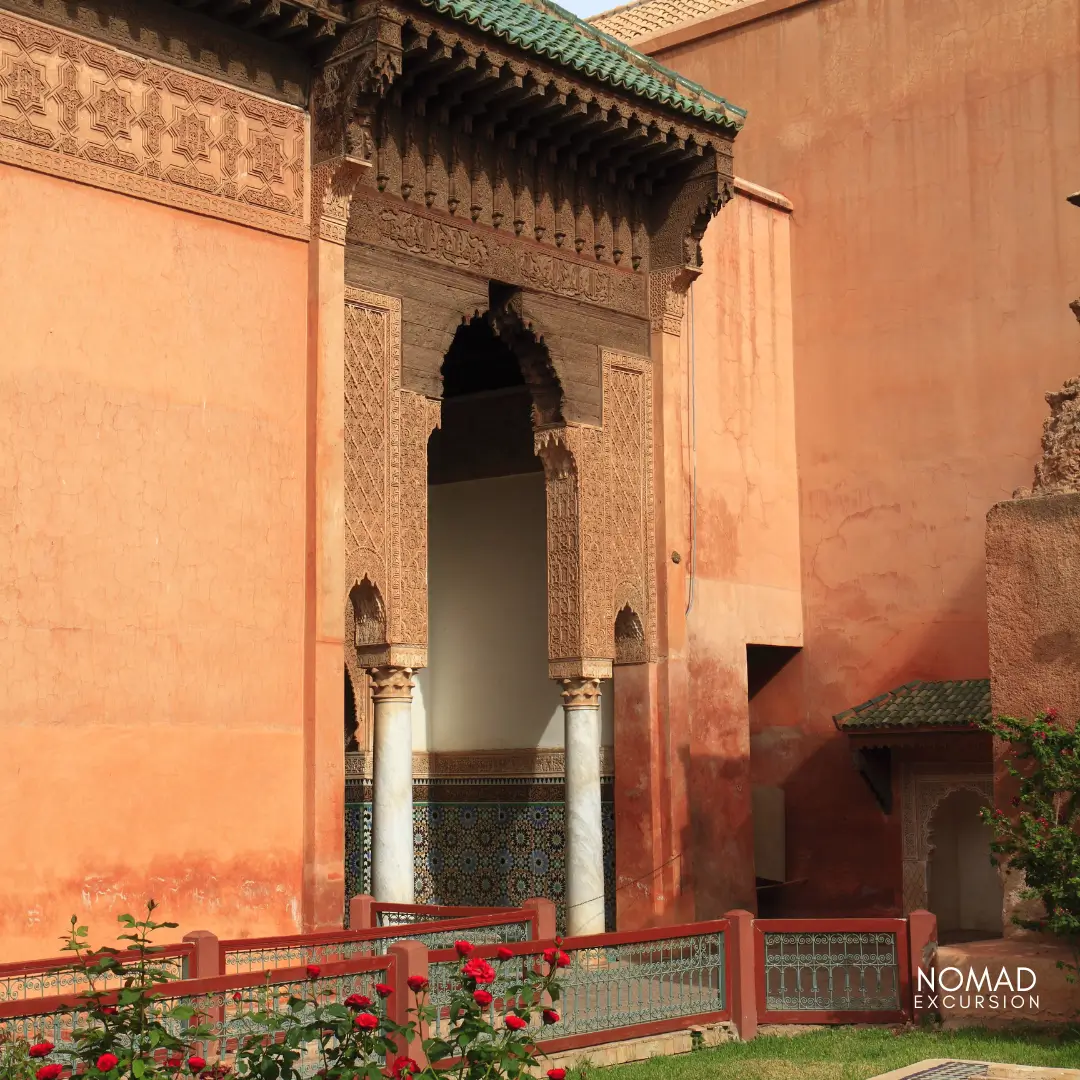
560;0;617;19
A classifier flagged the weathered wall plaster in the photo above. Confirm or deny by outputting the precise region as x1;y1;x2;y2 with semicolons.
0;162;309;958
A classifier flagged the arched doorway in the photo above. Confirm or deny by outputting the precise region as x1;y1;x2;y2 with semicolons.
413;304;615;928
927;788;1002;941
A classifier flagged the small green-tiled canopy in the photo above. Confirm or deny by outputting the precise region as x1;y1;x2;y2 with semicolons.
413;0;745;131
834;679;991;732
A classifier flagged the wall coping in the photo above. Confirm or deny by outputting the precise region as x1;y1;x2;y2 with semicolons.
629;0;824;57
735;176;793;212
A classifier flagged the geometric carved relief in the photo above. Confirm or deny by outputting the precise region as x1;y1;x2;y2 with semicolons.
900;763;993;914
603;350;656;664
535;348;656;679
344;286;440;670
0;10;307;238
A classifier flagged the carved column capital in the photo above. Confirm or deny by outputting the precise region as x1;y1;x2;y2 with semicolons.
311;156;370;244
560;677;602;709
648;266;699;335
368;666;416;702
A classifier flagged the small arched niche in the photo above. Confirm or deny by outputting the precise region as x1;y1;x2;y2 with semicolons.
614;604;647;666
350;576;386;648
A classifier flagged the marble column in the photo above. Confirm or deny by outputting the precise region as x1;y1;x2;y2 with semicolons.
369;666;415;903
562;677;606;936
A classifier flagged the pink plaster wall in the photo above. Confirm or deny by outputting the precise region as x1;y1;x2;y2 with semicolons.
649;0;1080;913
0;164;309;959
685;189;802;915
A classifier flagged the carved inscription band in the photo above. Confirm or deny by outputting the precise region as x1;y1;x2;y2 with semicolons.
0;9;307;238
349;192;647;318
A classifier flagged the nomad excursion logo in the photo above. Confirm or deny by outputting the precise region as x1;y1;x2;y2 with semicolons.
915;967;1039;1011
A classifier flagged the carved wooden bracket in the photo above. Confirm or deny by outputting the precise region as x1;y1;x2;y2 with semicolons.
312;4;404;166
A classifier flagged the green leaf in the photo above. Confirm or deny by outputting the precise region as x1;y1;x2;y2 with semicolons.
133;1059;146;1078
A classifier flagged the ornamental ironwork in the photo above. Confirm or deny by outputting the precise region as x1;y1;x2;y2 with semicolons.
427;933;725;1041
761;932;900;1013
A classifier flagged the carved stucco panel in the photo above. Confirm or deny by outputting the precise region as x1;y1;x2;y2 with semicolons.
0;8;307;237
603;349;656;663
534;350;655;677
344;287;398;613
392;390;440;651
344;286;438;670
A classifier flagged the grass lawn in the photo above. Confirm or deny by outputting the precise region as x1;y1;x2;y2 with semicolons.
586;1027;1080;1079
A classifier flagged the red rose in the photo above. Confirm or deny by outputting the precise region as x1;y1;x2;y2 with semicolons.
188;1059;206;1075
29;1044;53;1059
462;958;496;985
167;1057;184;1069
454;940;474;957
101;1006;117;1016
354;1012;379;1030
542;947;557;965
375;983;393;998
548;1071;566;1080
496;947;513;961
392;1059;420;1079
542;1009;559;1025
232;992;242;1002
345;993;372;1009
306;965;321;978
96;1054;119;1072
504;1014;527;1031
473;989;493;1006
1047;708;1059;721
556;951;570;968
407;975;429;993
554;937;563;945
36;1067;62;1080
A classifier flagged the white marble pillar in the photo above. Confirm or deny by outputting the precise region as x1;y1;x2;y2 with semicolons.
369;666;415;903
562;677;606;936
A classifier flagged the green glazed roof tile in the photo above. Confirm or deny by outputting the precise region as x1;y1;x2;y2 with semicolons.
834;679;991;732
411;0;746;130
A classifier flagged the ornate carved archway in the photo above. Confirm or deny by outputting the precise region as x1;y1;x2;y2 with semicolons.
900;764;993;914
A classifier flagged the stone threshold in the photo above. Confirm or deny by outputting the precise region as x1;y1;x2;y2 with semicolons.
871;1060;1080;1080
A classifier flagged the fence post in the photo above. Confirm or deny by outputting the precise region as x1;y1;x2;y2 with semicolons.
908;909;937;1023
182;931;223;979
723;910;757;1041
349;894;376;930
521;897;557;941
387;939;429;1069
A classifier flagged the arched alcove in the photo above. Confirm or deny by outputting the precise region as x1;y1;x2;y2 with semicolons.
349;576;386;648
927;788;1003;941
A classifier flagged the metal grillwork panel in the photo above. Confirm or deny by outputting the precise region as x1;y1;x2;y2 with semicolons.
225;942;377;973
1;970;388;1080
0;955;188;1004
428;934;725;1041
762;932;900;1013
224;922;531;974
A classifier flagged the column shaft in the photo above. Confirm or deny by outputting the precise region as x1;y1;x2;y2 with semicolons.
370;666;415;903
563;678;606;936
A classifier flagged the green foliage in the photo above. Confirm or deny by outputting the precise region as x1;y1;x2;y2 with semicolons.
978;708;1080;978
19;907;567;1080
0;1034;37;1080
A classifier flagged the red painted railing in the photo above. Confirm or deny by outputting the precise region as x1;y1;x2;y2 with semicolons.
0;908;940;1051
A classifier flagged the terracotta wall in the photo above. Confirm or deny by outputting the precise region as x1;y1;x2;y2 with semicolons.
684;188;802;915
0;163;309;959
648;0;1080;913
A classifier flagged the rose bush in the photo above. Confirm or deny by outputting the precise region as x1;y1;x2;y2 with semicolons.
15;908;568;1080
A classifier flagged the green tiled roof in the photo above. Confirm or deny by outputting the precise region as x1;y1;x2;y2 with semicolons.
412;0;746;131
834;679;991;732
